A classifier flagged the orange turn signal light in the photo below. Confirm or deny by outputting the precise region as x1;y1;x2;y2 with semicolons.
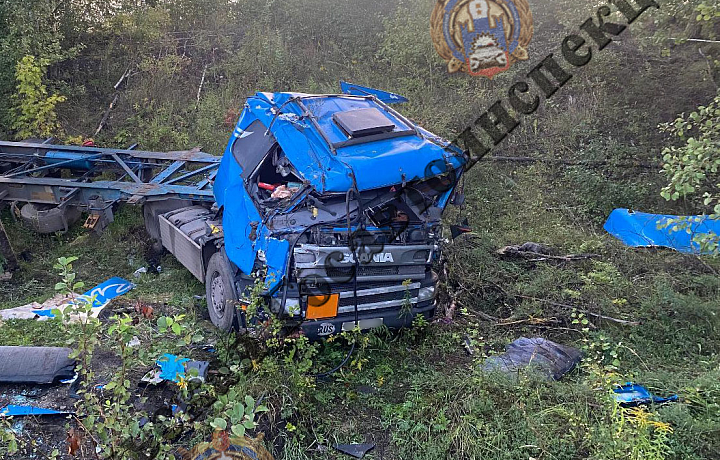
305;294;339;320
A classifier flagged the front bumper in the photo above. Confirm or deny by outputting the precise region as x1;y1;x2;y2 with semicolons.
300;298;437;340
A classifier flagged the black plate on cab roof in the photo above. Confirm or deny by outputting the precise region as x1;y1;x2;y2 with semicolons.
333;108;396;138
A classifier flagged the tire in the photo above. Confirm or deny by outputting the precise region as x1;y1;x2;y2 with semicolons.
205;250;238;332
20;203;81;234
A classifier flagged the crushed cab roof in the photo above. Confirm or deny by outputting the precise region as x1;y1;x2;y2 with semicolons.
217;89;466;198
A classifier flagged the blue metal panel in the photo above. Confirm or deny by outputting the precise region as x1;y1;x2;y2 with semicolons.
1;405;70;416
604;208;720;254
222;92;466;194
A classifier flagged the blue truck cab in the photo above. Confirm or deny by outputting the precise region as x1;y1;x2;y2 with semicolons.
157;84;467;340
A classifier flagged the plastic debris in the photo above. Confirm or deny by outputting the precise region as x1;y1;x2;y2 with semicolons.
141;354;209;385
0;277;134;321
158;354;190;382
604;208;720;254
0;346;75;383
140;369;163;385
185;360;209;383
450;218;472;239
133;267;148;277
613;383;679;407
1;405;72;416
0;292;72;320
60;373;78;384
481;337;582;380
333;443;376;459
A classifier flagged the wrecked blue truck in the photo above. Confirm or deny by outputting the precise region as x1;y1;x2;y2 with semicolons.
0;83;467;339
159;85;467;338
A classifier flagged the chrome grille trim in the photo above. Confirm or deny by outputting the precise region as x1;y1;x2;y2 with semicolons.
337;297;418;314
338;282;420;299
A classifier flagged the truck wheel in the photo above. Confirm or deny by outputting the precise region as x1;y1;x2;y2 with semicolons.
205;251;237;332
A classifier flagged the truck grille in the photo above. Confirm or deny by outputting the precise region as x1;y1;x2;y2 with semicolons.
300;279;400;295
338;287;418;309
334;282;421;314
325;265;424;279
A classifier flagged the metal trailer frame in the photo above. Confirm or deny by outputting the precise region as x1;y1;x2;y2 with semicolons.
0;140;220;269
0;140;219;206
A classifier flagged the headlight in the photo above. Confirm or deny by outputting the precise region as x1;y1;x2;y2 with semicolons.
417;286;436;301
270;297;301;316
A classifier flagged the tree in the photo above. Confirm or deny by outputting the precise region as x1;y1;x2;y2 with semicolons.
11;55;67;139
660;91;720;253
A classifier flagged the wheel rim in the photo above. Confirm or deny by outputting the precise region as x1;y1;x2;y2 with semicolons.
210;271;226;319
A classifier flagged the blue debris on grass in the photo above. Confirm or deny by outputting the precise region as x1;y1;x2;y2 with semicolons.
35;276;135;318
142;354;209;384
614;383;679;407
157;354;190;382
604;208;720;254
1;405;71;417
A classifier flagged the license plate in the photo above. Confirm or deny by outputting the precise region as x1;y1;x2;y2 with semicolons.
342;318;383;332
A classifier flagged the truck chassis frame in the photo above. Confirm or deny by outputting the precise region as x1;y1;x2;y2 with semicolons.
0;139;220;267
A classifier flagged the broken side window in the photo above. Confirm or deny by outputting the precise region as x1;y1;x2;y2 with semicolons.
247;144;303;208
231;119;276;180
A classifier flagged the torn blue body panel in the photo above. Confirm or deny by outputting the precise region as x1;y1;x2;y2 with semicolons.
613;383;678;407
214;84;466;290
604;208;720;254
77;277;135;308
1;405;70;416
34;277;135;318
